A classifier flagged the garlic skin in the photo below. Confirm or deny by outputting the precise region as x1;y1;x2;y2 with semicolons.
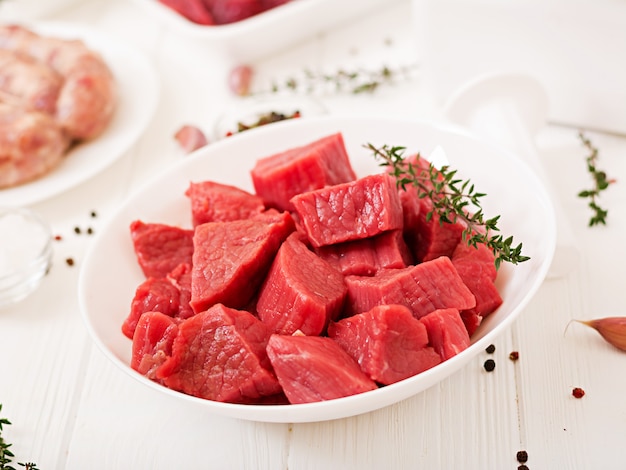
576;317;626;352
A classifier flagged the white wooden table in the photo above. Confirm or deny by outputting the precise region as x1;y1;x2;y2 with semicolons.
1;1;626;468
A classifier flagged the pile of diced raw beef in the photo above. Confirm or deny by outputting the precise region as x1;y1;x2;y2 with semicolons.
124;132;503;405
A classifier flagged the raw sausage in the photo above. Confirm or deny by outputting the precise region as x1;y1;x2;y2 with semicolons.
0;24;117;140
0;48;62;114
0;102;70;189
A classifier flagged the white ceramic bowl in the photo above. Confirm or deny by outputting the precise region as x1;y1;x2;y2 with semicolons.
132;0;393;61
78;116;556;423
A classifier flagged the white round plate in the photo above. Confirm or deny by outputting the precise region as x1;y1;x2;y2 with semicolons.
79;115;556;423
0;21;159;207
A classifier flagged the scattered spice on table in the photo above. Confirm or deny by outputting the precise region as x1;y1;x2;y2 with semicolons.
87;227;94;235
518;465;529;470
90;211;97;218
65;257;75;267
516;450;529;463
483;359;496;372
485;344;496;354
74;226;81;235
509;351;519;361
54;235;63;241
572;387;585;399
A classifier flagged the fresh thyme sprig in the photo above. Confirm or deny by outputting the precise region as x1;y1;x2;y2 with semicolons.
0;405;39;470
258;63;418;96
367;143;530;269
577;131;615;226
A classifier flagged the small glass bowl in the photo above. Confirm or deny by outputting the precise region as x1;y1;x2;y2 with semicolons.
0;207;53;309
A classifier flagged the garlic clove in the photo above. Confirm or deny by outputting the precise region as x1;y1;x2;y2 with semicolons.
575;317;626;352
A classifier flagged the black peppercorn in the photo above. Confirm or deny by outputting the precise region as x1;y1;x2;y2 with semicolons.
483;359;496;372
516;450;528;463
485;344;496;354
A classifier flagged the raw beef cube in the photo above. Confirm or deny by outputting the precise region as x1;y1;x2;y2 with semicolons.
408;196;466;263
131;311;179;380
390;154;466;262
290;173;404;247
159;304;281;403
166;263;194;320
256;233;347;336
452;242;502;335
130;220;194;279
185;180;265;227
190;212;294;313
344;256;476;318
420;308;471;360
122;277;182;339
452;240;497;282
251;133;356;212
316;229;413;276
266;334;378;404
328;304;442;385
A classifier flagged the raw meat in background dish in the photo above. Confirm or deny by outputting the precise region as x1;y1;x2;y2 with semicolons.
159;304;282;403
266;334;378;404
256;232;347;336
251;132;356;212
420;308;471;361
290;173;403;247
343;256;476;318
0;102;70;188
130;220;194;279
131;311;179;380
316;229;414;277
328;304;442;385
185;180;265;227
159;0;216;24
190;211;294;313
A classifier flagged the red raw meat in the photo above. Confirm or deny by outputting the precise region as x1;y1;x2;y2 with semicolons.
185;180;265;227
420;308;470;360
316;229;413;276
131;311;179;380
451;242;502;335
205;0;263;24
256;233;347;336
251;133;356;212
190;212;294;313
159;0;215;24
266;334;378;404
290;173;404;248
328;304;442;385
344;256;476;318
166;263;194;320
159;304;281;403
122;277;182;339
130;220;194;279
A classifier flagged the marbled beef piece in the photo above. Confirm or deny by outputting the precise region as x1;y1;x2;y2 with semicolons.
420;308;471;361
256;233;347;336
344;256;476;319
266;334;378;404
130;220;194;279
290;173;404;248
251;132;356;212
131;311;179;381
451;242;502;336
316;229;413;276
122;277;182;339
185;180;265;227
328;304;442;385
190;211;294;313
159;304;282;403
